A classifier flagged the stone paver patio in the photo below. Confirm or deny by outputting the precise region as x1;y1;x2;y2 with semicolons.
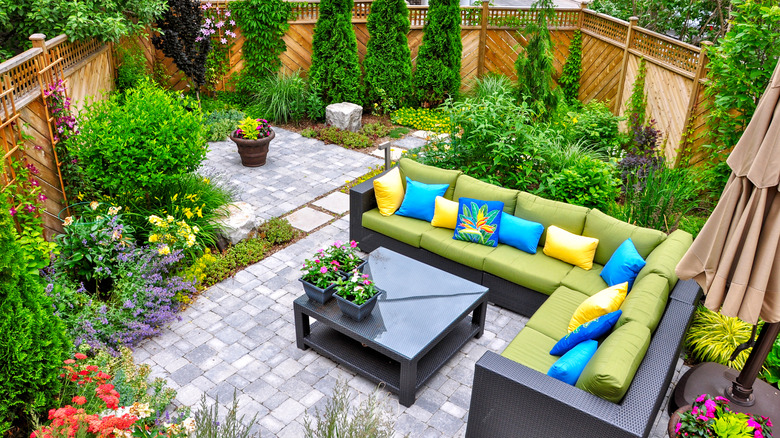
135;131;684;437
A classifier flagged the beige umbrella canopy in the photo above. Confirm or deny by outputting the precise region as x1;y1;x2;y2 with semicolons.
673;58;780;417
676;61;780;325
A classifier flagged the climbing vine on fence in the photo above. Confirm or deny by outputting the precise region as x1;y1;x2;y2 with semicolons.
559;30;582;104
626;58;648;135
233;0;292;79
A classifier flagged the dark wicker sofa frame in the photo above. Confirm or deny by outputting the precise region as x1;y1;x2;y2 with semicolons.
350;173;702;438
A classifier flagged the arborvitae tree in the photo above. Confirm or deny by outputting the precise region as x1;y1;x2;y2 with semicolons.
309;0;363;105
364;0;413;109
412;0;462;107
152;0;211;89
558;30;582;104
0;207;70;433
516;0;559;118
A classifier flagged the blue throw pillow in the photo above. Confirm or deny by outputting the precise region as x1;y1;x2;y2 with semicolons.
547;339;599;385
498;212;544;254
453;198;504;247
396;178;449;222
601;239;647;289
550;310;622;356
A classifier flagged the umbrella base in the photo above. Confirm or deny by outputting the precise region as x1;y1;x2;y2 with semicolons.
671;362;780;420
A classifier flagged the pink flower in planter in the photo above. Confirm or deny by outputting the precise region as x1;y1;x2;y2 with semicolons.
319;267;328;274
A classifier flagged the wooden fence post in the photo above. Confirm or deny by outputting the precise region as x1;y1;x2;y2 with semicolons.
29;33;48;62
577;2;586;29
674;41;712;167
613;16;637;115
477;0;489;77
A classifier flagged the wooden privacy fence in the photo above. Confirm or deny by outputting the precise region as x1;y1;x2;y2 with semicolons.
0;34;114;239
137;0;712;165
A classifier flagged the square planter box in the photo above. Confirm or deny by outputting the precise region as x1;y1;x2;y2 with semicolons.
334;290;381;322
299;278;336;304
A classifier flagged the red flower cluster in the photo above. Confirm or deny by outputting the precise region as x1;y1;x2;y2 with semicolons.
61;353;111;386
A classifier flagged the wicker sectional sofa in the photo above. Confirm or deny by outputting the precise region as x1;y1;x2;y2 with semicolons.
349;158;701;438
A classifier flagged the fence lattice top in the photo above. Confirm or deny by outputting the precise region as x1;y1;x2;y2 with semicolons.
582;11;628;44
631;29;700;73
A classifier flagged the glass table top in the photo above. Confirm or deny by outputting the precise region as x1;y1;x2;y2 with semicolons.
297;247;488;359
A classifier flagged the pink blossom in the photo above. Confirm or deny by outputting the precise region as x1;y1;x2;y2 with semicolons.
362;280;371;285
314;258;320;263
38;193;47;202
205;2;212;7
675;422;682;435
696;394;707;403
350;240;357;248
221;38;227;45
216;21;224;28
25;204;36;213
8;207;17;217
334;240;343;247
30;179;39;187
704;399;716;418
229;20;235;26
196;36;203;42
319;267;328;274
201;4;207;9
755;431;764;438
225;11;231;17
697;415;708;422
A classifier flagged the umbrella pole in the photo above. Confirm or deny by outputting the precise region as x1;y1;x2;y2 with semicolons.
728;321;780;405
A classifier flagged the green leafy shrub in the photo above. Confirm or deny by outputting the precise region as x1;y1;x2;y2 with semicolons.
541;156;619;211
679;214;708;239
257;217;300;245
360;122;391;138
515;0;560;118
390;107;452;132
364;0;412;109
304;381;395;438
0;206;70;433
115;40;150;92
467;73;514;100
233;0;292;79
251;70;309;123
412;0;462;106
204;109;246;142
563;101;625;155
616;164;699;232
685;305;756;371
73;81;207;196
559;30;582;104
310;0;363;105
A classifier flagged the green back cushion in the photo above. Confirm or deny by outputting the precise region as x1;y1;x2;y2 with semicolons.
452;174;519;214
616;273;669;332
634;229;693;288
514;192;589;245
582;209;667;266
362;208;434;248
575;321;651;403
398;158;461;200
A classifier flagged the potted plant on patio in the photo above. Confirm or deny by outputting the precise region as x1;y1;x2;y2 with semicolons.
669;393;773;437
229;117;275;167
326;240;366;277
334;271;382;321
300;250;341;303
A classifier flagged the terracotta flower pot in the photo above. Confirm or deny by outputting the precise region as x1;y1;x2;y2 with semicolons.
668;404;692;437
230;129;275;167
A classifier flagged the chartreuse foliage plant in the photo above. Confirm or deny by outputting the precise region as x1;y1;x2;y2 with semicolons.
364;0;413;109
310;0;363;106
390;107;452;133
412;0;462;107
0;205;70;434
467;73;514;100
72;81;207;196
685;305;756;370
232;0;292;79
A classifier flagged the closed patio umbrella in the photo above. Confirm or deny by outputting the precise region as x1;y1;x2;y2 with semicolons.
672;58;780;419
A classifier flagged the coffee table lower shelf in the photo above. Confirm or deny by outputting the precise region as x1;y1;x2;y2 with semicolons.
301;318;481;406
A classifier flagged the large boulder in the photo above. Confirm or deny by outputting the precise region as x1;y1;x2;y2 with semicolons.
217;201;256;245
325;102;363;132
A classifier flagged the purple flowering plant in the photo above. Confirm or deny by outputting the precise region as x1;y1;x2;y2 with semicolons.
198;2;237;92
46;240;196;356
673;393;773;438
234;117;272;140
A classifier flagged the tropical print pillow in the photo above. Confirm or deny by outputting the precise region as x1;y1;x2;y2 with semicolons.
453;198;504;247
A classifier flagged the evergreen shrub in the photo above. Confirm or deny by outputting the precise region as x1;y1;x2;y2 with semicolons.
310;0;363;105
412;0;462;107
364;0;413;108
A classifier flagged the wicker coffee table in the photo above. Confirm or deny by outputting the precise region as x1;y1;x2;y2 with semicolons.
294;247;488;406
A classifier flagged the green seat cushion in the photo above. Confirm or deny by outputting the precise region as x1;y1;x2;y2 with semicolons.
514;192;589;246
526;286;590;340
634;229;693;288
398;158;461;200
582;209;667;265
501;327;559;374
420;227;497;269
483;245;573;295
362;208;434;248
560;265;608;297
576;321;651;403
452;174;519;214
616;273;669;332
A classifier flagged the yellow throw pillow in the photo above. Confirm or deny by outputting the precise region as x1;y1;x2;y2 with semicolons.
373;167;404;216
543;225;599;270
568;282;628;332
430;196;459;229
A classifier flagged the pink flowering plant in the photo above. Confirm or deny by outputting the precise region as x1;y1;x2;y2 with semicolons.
234;117;272;140
673;393;773;438
199;2;237;92
324;240;363;271
301;249;341;289
334;271;379;305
